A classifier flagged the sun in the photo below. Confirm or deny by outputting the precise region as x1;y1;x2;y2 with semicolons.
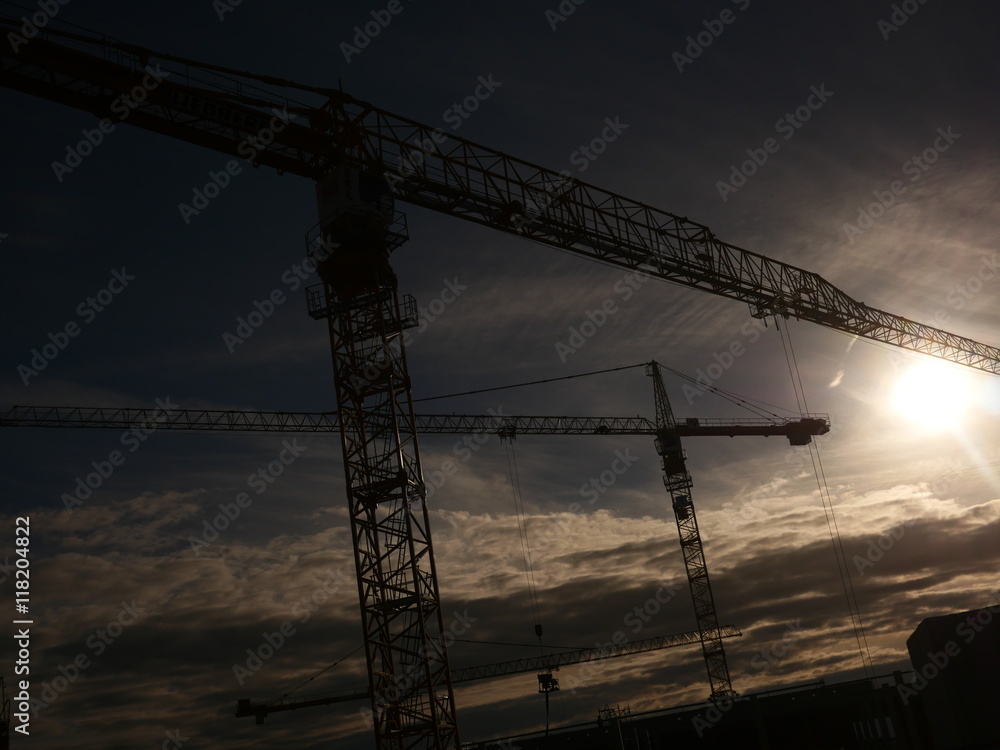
890;360;975;431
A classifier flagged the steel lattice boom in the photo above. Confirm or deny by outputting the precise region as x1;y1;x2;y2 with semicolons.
234;625;742;724
2;19;998;373
0;405;830;442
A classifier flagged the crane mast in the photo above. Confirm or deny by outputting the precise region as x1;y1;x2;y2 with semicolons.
648;361;734;698
306;168;459;747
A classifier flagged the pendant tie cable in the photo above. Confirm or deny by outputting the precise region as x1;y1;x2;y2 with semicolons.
504;437;543;643
777;317;875;679
0;1;326;107
656;362;796;420
280;644;364;698
452;637;584;650
418;360;798;425
412;363;647;404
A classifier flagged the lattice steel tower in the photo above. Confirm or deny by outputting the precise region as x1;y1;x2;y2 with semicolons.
307;166;460;748
647;361;735;699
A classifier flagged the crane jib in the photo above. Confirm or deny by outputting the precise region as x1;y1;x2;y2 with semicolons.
166;89;273;133
3;19;1000;376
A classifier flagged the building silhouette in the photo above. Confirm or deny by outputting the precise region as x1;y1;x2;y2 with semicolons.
465;606;1000;750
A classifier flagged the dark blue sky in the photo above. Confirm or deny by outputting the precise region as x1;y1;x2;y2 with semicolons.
2;1;1000;747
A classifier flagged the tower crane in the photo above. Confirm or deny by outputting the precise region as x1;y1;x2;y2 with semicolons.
647;361;734;698
2;20;998;374
0;362;829;703
2;14;998;747
0;405;828;442
233;625;744;724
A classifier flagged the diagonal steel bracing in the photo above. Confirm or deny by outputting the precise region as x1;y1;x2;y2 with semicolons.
316;272;459;747
648;361;735;699
2;22;999;374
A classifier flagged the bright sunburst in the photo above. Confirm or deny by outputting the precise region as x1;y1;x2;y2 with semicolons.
890;360;975;431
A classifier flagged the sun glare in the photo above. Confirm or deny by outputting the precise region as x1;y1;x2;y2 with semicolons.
890;360;975;431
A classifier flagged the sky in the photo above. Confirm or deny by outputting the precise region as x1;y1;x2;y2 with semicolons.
1;0;1000;747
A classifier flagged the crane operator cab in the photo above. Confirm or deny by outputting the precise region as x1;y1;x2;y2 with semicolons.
655;431;687;476
672;493;692;521
311;166;401;298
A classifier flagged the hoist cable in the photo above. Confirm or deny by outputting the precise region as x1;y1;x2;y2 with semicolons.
505;440;542;640
779;319;875;678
